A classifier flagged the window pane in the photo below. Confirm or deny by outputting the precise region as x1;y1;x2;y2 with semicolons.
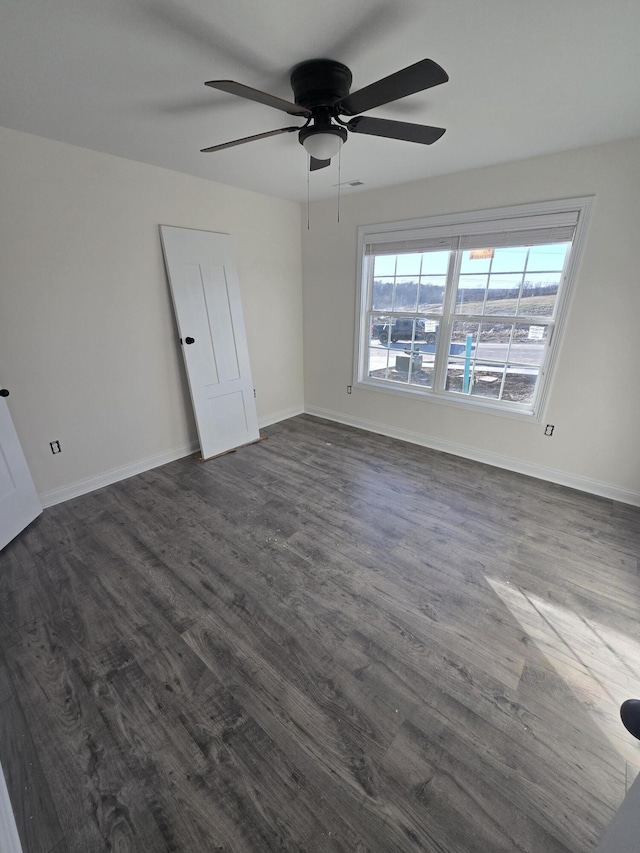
519;272;560;318
368;334;434;388
472;365;505;399
367;315;392;378
368;343;390;379
511;323;548;366
485;273;523;315
421;250;450;275
372;278;393;311
460;252;492;274
450;321;479;349
408;339;436;389
373;255;396;276
394;316;420;343
446;358;505;398
367;338;392;380
395;253;423;276
455;274;487;313
526;243;569;272
448;324;479;394
392;279;419;312
419;276;446;313
378;324;438;389
476;322;513;361
422;318;439;346
491;246;528;273
501;365;539;405
370;314;390;342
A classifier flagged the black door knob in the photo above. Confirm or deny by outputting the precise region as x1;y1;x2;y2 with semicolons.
621;699;640;740
0;389;9;397
185;337;195;345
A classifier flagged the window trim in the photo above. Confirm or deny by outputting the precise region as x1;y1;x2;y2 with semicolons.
354;197;594;422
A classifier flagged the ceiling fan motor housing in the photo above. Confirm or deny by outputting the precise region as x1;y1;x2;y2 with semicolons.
290;59;352;110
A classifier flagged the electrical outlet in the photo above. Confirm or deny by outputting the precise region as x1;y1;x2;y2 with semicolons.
347;385;352;395
544;424;554;437
50;440;61;454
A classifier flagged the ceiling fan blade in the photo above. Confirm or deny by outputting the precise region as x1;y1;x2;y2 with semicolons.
310;157;331;171
347;116;446;145
337;59;448;117
201;126;299;153
205;80;311;117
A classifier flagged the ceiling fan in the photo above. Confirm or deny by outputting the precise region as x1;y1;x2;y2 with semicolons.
201;58;448;170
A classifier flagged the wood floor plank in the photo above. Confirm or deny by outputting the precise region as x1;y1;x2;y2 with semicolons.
0;538;58;643
0;413;638;852
0;693;65;853
3;621;170;852
382;719;577;853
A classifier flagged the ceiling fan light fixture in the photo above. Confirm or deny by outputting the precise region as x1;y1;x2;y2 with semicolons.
299;125;347;160
303;132;342;160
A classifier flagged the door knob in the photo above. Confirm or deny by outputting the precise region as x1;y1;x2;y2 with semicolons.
185;337;195;345
0;389;9;397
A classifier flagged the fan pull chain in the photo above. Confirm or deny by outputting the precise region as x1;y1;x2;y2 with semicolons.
306;155;311;230
337;146;341;223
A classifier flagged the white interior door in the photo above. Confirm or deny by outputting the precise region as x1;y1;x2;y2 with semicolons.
0;392;42;551
160;226;260;460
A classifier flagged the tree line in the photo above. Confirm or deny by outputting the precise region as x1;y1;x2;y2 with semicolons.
373;280;558;310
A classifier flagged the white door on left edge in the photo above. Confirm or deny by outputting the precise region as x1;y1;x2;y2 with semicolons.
0;392;42;551
160;226;259;460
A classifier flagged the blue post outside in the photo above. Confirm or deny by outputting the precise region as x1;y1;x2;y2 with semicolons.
462;333;473;393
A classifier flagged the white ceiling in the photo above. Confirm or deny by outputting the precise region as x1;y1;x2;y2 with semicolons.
3;0;640;202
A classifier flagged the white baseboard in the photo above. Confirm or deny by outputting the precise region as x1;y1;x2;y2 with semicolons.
0;762;23;853
258;404;304;429
38;405;306;509
39;440;200;508
304;405;640;507
38;402;637;509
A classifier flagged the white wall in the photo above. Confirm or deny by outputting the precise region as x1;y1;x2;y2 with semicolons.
0;127;304;504
3;127;638;507
302;136;640;504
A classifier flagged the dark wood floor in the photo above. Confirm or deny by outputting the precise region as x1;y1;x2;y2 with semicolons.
1;415;639;852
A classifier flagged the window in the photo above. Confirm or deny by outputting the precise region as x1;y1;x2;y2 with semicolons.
356;198;593;419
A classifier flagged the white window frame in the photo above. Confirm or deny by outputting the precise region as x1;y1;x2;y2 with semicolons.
354;197;594;421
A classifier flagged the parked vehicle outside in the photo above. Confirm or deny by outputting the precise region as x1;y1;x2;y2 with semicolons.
375;318;437;344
